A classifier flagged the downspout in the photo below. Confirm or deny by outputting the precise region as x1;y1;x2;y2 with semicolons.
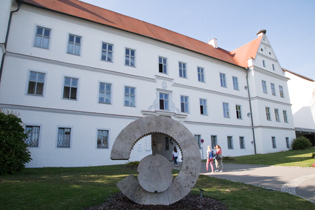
246;68;257;154
0;0;24;82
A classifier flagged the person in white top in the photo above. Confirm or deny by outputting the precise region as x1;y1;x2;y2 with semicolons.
172;146;178;167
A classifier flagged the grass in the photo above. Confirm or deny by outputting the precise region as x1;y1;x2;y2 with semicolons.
0;164;314;210
224;148;315;167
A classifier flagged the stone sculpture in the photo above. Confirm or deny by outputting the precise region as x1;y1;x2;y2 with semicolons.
110;115;201;205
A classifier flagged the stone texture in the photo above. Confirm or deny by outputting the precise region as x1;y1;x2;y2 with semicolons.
111;116;201;205
137;154;173;193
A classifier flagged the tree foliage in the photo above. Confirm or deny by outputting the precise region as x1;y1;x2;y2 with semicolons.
291;136;312;150
0;112;31;175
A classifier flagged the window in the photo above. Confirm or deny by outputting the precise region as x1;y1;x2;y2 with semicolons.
262;60;266;67
57;128;71;148
283;110;288;123
262;80;267;93
227;136;233;149
220;73;226;87
272;136;276;148
223;102;229;118
200;99;207;115
279;85;284;98
236;105;242;119
179;62;187;78
233;76;239;90
272;64;275;71
34;26;50;49
181;96;189;113
165;137;169;150
195;135;201;149
271;83;276;96
198;67;204;82
286;137;290;148
125;48;135;67
99;83;111;104
211;135;217;149
67;34;81;55
159;93;169;110
266;107;271;121
275;109;280;122
28;71;45;96
239;136;245;149
124;86;135;106
101;43;113;62
25;126;40;147
63;77;78;100
159;57;167;73
97;130;108;148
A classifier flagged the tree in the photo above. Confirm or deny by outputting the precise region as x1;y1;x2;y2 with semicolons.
0;111;32;175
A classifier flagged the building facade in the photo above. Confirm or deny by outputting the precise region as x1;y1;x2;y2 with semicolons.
0;0;295;168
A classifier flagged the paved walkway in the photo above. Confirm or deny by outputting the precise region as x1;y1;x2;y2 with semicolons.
199;162;315;203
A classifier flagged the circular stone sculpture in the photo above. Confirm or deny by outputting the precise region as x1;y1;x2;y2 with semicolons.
111;115;201;205
137;154;173;193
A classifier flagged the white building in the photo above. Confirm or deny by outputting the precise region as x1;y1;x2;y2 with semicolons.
0;0;295;168
284;68;315;145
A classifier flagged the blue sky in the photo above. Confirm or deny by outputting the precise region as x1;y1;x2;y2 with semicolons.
81;0;315;80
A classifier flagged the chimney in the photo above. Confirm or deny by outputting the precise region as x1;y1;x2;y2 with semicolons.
208;38;218;49
257;29;266;37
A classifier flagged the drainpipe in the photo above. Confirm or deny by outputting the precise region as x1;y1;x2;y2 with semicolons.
0;0;24;82
246;68;257;154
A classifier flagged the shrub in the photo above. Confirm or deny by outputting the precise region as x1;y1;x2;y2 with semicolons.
223;156;235;161
291;137;312;150
312;153;315;158
0;112;31;175
126;161;140;167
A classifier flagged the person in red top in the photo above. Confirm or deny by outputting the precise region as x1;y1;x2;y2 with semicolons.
215;145;223;172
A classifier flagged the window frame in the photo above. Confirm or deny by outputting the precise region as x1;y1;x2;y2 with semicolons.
197;67;205;82
56;126;72;148
211;135;217;149
180;95;189;113
34;25;51;49
262;60;266;67
179;61;187;78
272;136;277;148
125;48;136;67
158;56;167;74
96;129;110;149
220;73;227;87
236;104;242;119
266;107;271;121
194;134;201;149
271;83;276;96
272;64;275;71
159;92;170;111
101;42;113;62
227;136;233;149
62;76;79;100
285;137;290;148
275;108;280;122
239;136;245;149
98;82;112;104
262;80;268;94
67;33;82;56
283;110;288;123
223;102;230;118
232;76;239;90
279;85;284;98
124;86;136;107
200;98;207;115
26;70;46;97
25;125;41;147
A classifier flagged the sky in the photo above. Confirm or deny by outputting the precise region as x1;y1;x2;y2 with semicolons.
80;0;315;80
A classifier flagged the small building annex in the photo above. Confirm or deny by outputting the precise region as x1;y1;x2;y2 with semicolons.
0;0;295;168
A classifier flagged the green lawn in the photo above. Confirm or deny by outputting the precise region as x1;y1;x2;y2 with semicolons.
227;148;315;167
0;164;314;210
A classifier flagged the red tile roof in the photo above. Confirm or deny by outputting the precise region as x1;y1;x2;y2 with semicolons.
23;0;260;68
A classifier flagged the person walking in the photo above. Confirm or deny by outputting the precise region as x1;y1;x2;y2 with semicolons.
215;145;223;172
172;147;178;167
206;145;215;173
